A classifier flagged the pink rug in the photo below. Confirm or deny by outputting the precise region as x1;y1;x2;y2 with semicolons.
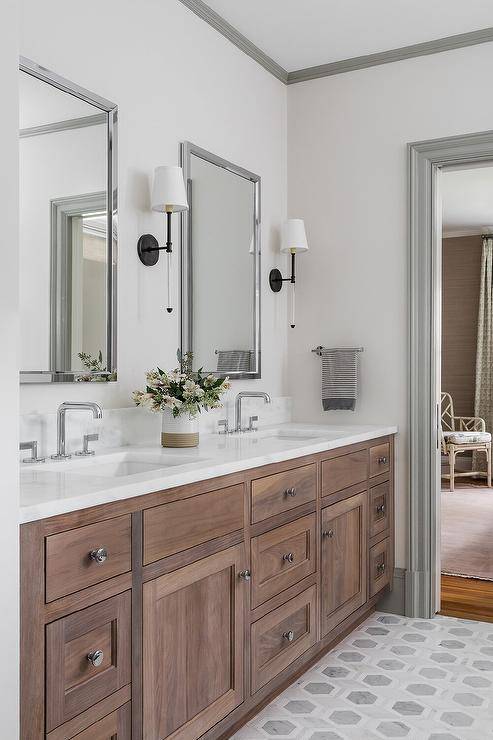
441;485;493;580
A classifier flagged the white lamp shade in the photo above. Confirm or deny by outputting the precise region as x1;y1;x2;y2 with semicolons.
281;218;308;253
151;166;188;213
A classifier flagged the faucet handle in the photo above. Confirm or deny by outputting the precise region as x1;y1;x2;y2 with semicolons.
20;440;45;464
218;419;229;435
75;433;99;456
248;415;259;432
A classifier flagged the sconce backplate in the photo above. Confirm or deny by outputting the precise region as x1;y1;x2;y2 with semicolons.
137;234;160;266
269;268;283;293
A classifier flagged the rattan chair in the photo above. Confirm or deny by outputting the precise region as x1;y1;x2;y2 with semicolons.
441;391;492;492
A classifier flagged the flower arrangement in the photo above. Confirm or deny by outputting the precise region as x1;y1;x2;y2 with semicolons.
77;350;117;382
132;351;230;418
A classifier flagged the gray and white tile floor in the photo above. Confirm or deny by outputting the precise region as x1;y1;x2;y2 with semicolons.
232;612;493;740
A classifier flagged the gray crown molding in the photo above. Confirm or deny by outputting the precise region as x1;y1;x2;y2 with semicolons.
287;26;493;84
20;113;106;139
176;2;493;85
177;0;288;83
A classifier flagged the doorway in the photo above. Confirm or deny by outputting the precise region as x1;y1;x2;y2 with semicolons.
408;130;493;620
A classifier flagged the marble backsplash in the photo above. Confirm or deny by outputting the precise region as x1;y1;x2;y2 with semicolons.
20;396;292;459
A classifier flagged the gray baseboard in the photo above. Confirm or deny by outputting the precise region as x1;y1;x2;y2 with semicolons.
377;567;406;615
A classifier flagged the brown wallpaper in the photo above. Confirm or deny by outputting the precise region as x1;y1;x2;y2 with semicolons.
441;235;482;417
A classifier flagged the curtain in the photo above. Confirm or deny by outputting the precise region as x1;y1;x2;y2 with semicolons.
474;237;493;470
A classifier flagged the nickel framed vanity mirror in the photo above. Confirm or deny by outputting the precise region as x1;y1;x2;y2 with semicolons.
19;58;118;384
180;142;261;379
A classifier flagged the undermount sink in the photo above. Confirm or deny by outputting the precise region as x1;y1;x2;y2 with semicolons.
251;428;340;441
24;451;206;479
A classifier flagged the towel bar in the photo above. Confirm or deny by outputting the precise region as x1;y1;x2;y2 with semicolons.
311;346;364;356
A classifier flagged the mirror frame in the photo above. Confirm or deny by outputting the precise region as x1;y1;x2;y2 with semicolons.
180;141;261;380
19;57;118;384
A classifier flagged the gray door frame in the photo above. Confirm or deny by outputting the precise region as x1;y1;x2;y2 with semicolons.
408;129;493;618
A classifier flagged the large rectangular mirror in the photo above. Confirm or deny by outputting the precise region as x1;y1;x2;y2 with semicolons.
181;142;261;379
19;58;118;383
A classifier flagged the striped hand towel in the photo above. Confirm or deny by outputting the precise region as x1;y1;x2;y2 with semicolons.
321;348;360;411
216;350;254;373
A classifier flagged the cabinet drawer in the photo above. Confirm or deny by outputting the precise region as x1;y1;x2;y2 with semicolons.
46;592;131;732
143;484;244;564
251;514;316;609
321;450;368;497
45;515;132;603
369;442;390;478
65;702;131;740
369;538;391;598
251;464;316;524
251;585;317;694
369;480;391;539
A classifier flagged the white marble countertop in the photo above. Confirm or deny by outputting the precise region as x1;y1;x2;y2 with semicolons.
19;423;397;524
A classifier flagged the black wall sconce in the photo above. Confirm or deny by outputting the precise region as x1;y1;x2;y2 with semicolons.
137;166;188;312
269;219;309;328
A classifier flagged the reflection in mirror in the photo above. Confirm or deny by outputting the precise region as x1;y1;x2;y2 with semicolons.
19;59;117;383
181;142;261;379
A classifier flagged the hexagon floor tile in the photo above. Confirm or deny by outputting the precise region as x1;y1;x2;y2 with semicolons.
232;611;493;739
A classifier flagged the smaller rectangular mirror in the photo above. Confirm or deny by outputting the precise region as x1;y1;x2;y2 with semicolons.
19;57;118;383
181;142;261;379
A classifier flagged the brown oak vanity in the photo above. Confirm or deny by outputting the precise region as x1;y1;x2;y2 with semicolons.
21;434;394;740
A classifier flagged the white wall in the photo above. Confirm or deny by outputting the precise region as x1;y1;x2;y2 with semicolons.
0;0;19;735
20;0;288;416
287;42;493;568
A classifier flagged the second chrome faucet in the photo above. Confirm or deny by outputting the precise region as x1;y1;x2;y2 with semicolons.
51;401;103;460
218;391;271;434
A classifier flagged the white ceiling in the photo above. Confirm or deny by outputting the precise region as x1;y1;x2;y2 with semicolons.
202;0;493;71
442;164;493;236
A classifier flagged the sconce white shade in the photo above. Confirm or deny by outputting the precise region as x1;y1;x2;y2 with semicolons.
151;166;188;213
281;218;308;254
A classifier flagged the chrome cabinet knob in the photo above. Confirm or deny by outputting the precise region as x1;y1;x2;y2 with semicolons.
87;649;104;667
322;529;334;538
283;630;294;642
376;562;386;575
376;503;386;514
283;552;295;563
89;547;108;564
377;456;388;465
285;487;297;497
239;570;251;581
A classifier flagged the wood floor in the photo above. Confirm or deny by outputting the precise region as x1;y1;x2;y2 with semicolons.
440;574;493;622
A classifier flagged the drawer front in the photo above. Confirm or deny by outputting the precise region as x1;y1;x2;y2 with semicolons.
70;702;131;740
369;441;391;478
143;484;244;564
251;585;317;694
369;538;391;598
251;464;316;524
369;480;391;539
46;592;131;732
45;515;132;603
321;450;368;497
251;514;316;609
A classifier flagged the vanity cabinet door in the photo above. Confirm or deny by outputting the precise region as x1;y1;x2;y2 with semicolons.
143;545;246;740
321;493;368;636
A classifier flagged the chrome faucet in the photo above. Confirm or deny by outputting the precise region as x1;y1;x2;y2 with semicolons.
51;401;103;460
234;391;271;433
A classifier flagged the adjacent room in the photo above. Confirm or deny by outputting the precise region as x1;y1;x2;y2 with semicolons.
440;164;493;618
3;1;493;739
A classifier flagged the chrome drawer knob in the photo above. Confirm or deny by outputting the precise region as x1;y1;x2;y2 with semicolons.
283;552;295;563
376;562;386;575
89;547;108;564
285;487;297;497
322;529;334;538
377;456;388;465
376;503;386;514
283;630;294;642
87;650;104;667
239;570;251;581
